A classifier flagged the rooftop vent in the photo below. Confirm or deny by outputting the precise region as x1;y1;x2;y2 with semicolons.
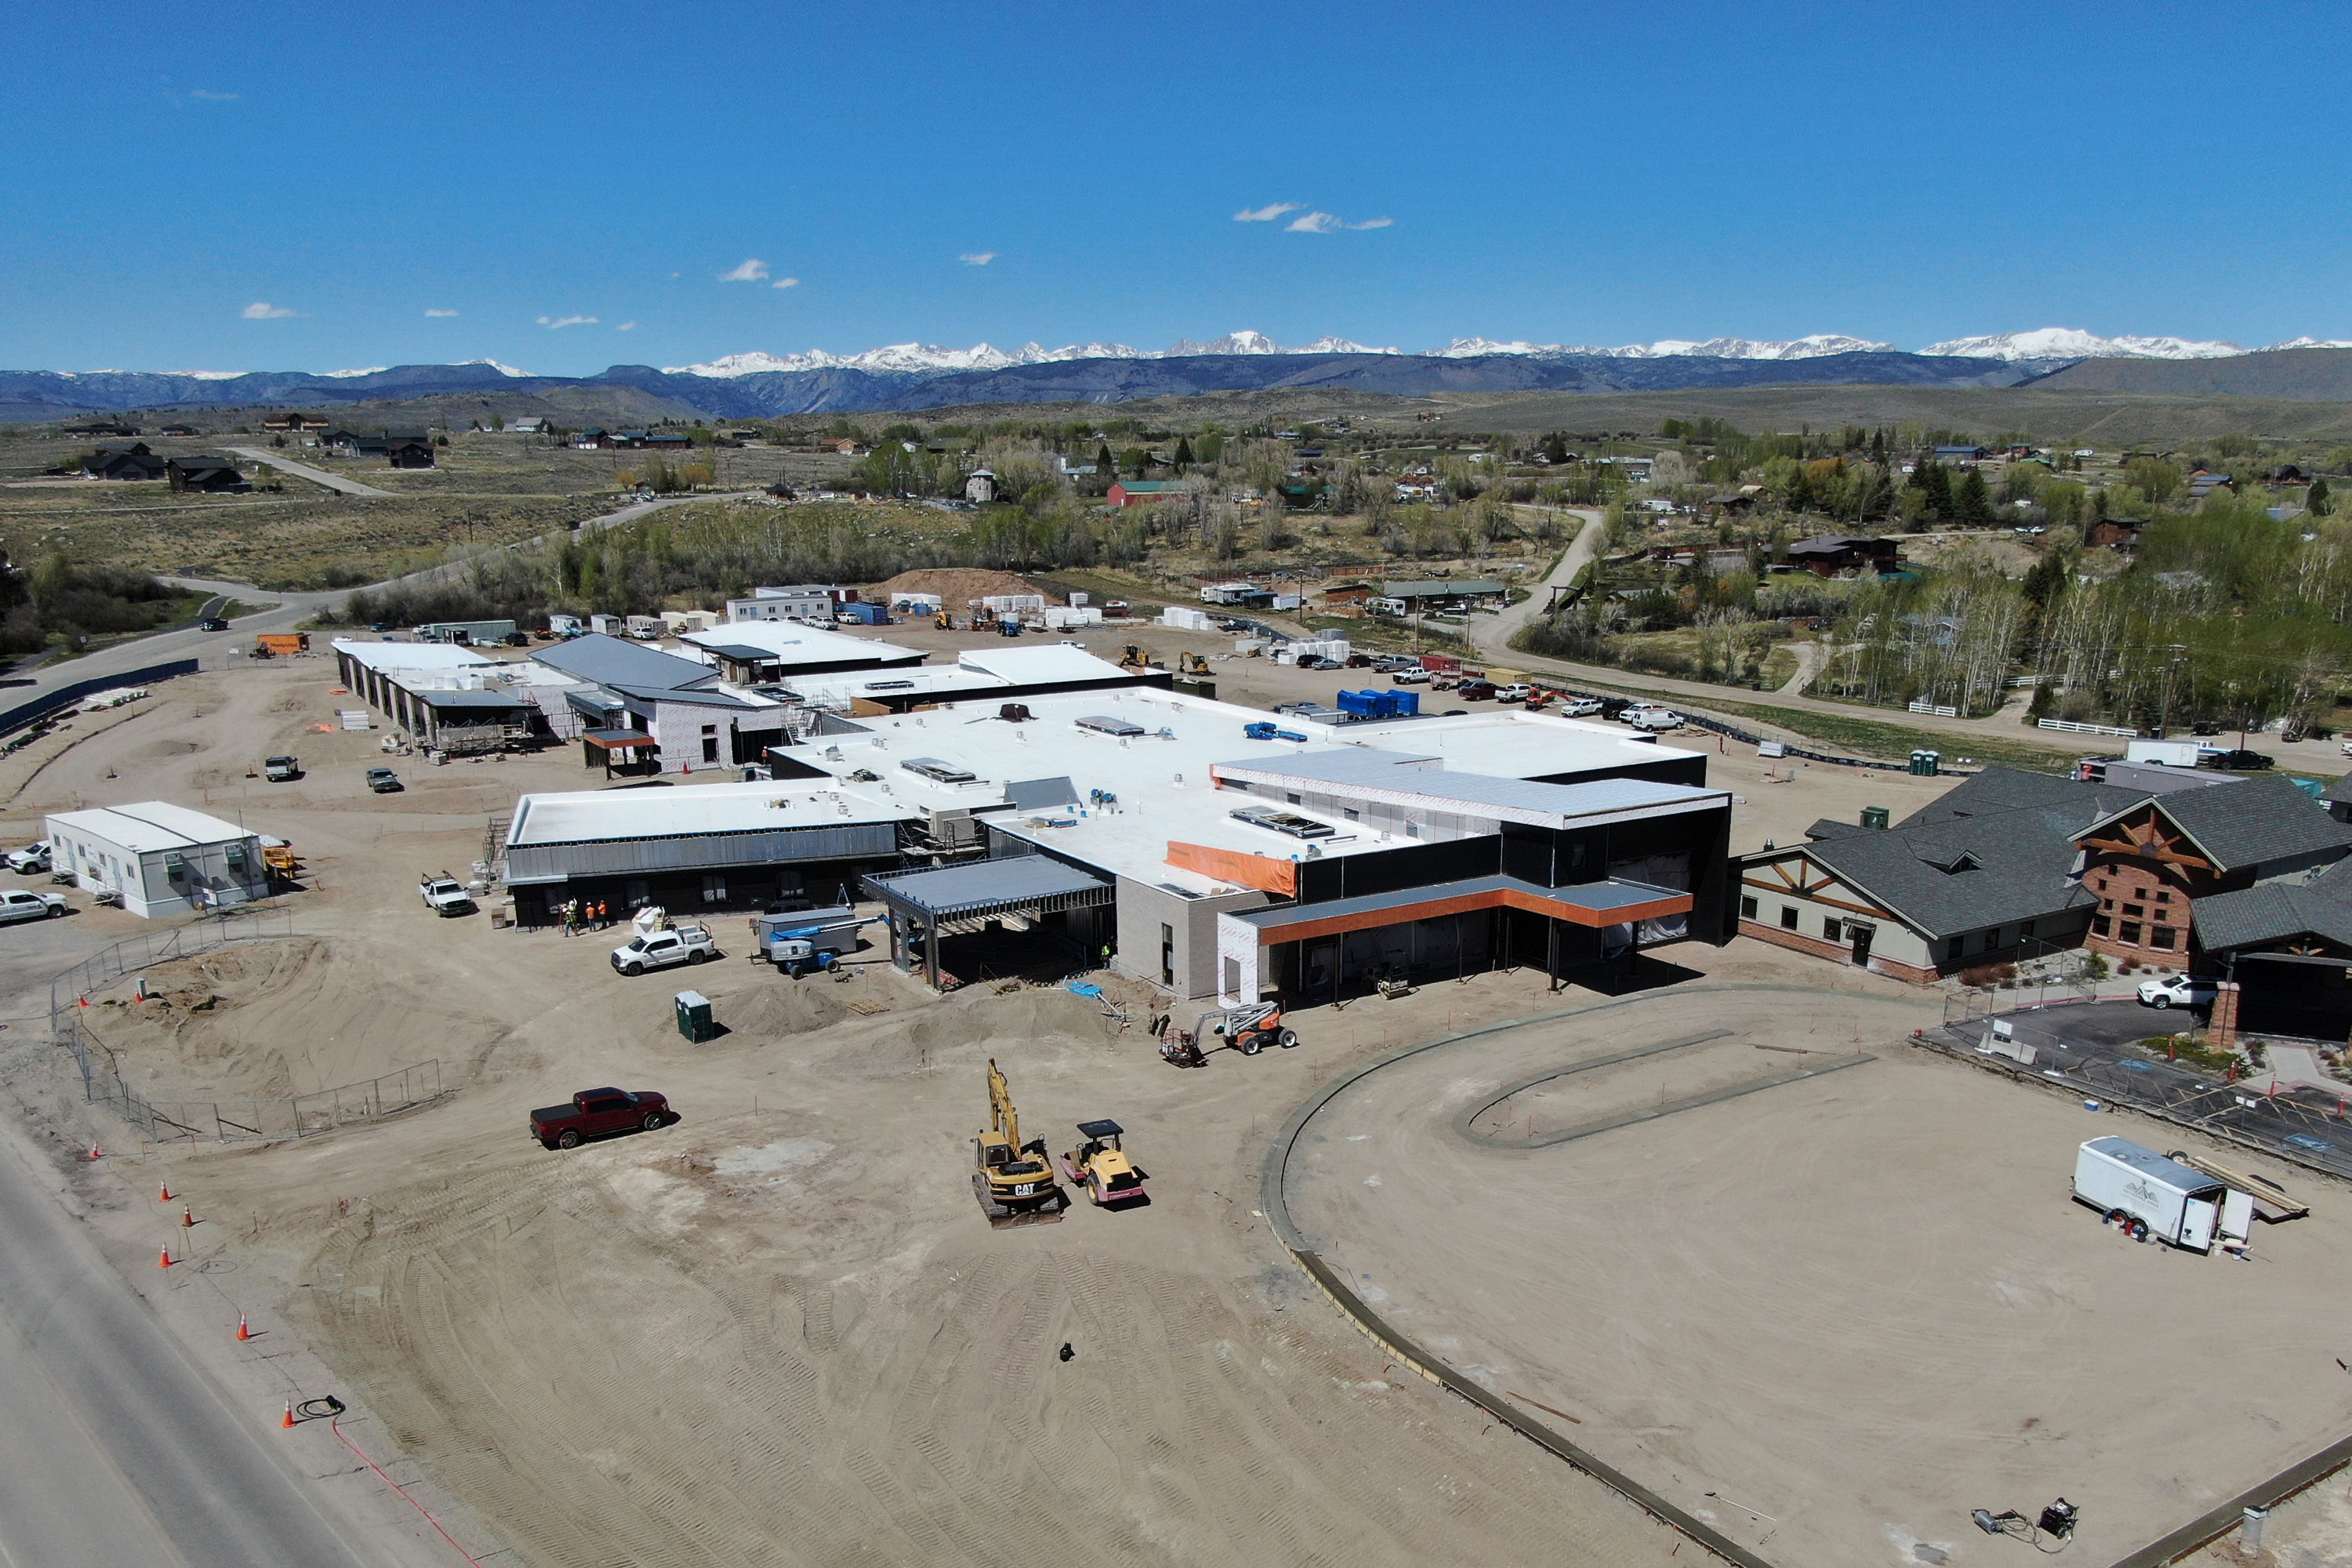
1076;714;1147;738
1230;804;1337;840
902;757;978;785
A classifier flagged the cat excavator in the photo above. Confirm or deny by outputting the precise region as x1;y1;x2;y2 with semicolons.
972;1058;1067;1228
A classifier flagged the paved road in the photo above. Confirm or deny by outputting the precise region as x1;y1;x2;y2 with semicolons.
223;448;391;498
1942;1000;2352;1182
0;1117;376;1566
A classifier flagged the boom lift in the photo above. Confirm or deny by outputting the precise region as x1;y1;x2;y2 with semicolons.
1158;1002;1296;1065
973;1058;1067;1227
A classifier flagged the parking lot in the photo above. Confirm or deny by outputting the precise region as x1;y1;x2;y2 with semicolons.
1928;1000;2352;1182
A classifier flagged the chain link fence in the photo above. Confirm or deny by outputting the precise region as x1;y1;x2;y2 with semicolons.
48;908;448;1142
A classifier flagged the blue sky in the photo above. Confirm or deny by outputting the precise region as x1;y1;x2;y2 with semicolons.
3;0;2347;375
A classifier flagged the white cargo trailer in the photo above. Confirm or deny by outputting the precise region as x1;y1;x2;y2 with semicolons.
2073;1136;2252;1252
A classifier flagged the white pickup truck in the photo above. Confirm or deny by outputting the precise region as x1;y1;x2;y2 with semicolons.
418;874;474;916
5;841;50;874
612;924;717;975
0;888;67;924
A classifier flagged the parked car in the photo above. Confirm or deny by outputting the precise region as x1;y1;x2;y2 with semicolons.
365;767;403;793
1458;679;1496;701
418;874;474;916
1494;683;1534;703
1624;705;1685;732
0;888;67;924
2205;749;2274;772
263;755;300;782
611;924;717;975
1344;653;1374;668
1390;668;1433;685
5;841;50;874
1298;655;1344;670
2138;975;2220;1011
530;1087;673;1150
198;617;230;632
1557;696;1605;717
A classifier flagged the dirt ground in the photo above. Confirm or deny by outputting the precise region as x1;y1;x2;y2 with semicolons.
1281;992;2352;1568
10;652;2336;1568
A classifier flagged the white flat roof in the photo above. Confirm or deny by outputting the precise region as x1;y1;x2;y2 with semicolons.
786;688;1710;891
49;801;257;853
1318;709;1704;778
506;779;910;848
677;621;923;666
954;644;1127;684
332;637;496;673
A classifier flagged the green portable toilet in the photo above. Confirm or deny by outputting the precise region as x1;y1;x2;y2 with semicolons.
1910;749;1940;776
1860;805;1890;831
674;989;716;1044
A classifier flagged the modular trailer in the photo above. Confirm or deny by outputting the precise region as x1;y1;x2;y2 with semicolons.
2072;1136;2252;1252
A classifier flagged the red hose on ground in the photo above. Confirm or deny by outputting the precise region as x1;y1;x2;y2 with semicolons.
327;1413;486;1566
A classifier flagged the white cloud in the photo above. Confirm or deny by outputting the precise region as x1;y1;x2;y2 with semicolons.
720;257;771;282
1234;202;1301;223
191;89;238;101
241;301;298;319
617;321;639;331
1283;211;1392;233
537;314;597;328
772;276;799;290
960;252;996;267
423;307;459;318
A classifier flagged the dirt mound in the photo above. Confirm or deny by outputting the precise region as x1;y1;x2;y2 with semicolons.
864;568;1060;608
722;979;849;1038
87;936;503;1100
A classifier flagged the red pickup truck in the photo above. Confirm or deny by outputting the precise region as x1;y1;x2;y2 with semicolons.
530;1087;674;1150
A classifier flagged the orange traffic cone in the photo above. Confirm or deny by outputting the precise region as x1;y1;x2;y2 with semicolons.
236;1314;251;1342
158;1244;172;1269
86;1142;101;1160
158;1181;172;1203
180;1205;195;1229
281;1403;296;1428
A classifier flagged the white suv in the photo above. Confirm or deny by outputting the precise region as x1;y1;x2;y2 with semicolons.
2137;975;2218;1010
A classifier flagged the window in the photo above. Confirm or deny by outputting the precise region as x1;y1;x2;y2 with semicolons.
2151;926;2176;950
1740;895;1758;920
1823;916;1842;942
1343;808;1359;822
2101;898;2114;911
1286;793;1301;805
2019;920;2034;939
702;735;720;763
702;874;727;904
1160;923;1174;986
2096;877;2107;891
2156;889;2172;904
2120;920;2142;945
2092;915;2111;936
1780;906;1798;930
2123;903;2143;919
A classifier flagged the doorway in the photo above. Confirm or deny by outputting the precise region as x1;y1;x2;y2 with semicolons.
1848;923;1874;967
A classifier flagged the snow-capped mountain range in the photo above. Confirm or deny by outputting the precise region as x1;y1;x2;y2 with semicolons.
663;327;2351;377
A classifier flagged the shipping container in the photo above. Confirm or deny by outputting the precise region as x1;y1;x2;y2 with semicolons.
2072;1137;2251;1252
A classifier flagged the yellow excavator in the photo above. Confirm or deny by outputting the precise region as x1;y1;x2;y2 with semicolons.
1058;1120;1147;1207
973;1058;1067;1227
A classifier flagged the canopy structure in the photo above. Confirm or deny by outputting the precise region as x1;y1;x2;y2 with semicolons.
864;856;1115;989
581;727;655;776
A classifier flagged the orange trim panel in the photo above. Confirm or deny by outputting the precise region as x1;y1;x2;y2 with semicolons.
1167;840;1298;896
1249;885;1691;946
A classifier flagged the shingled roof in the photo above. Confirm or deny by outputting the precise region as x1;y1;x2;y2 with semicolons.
1802;794;2098;942
2193;865;2352;953
2087;772;2352;873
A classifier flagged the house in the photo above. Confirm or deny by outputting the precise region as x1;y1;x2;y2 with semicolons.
1319;583;1377;612
832;438;867;456
1106;480;1185;507
1381;578;1509;613
82;442;169;481
45;802;271;920
1783;535;1900;578
2075;771;2352;965
572;429;612;450
60;419;138;438
1392;476;1443;501
1737;768;2155;980
158;423;201;437
2186;472;2235;505
165;456;250;493
964;468;999;505
725;584;853;623
260;412;330;434
1740;766;2352;984
386;435;436;469
1935;445;1987;465
2086;517;2144;551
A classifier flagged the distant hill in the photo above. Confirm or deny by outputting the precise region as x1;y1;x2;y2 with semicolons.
0;349;2031;423
2029;347;2352;401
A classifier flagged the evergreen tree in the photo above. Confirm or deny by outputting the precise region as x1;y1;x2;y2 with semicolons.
1956;468;1991;524
1173;435;1195;470
2310;476;2331;516
1869;427;1887;465
1094;441;1114;475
